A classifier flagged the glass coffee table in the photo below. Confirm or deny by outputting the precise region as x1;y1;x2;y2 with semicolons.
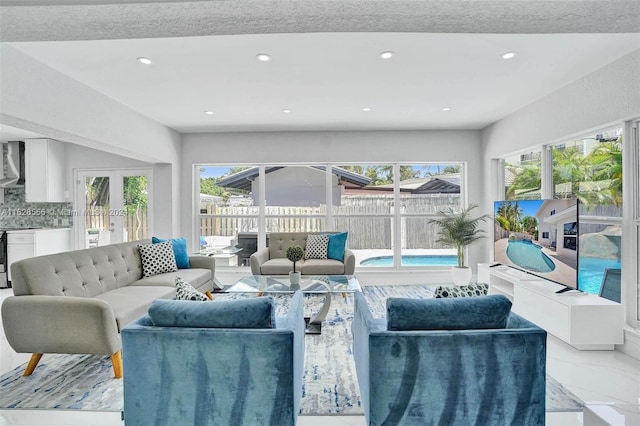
226;275;361;334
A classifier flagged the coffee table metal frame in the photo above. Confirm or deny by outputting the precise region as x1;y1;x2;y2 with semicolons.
226;275;361;334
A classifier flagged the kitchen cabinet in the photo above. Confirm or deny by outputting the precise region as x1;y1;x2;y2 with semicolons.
7;228;71;282
25;138;66;202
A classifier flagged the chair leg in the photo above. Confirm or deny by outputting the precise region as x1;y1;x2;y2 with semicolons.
111;351;123;379
23;353;43;376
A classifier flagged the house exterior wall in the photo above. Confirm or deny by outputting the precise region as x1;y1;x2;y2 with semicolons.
249;167;340;207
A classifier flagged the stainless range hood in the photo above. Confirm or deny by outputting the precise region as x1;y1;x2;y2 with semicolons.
0;141;25;188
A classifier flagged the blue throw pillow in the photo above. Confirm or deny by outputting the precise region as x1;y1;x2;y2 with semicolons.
152;236;190;269
148;297;277;329
387;294;512;331
327;232;348;261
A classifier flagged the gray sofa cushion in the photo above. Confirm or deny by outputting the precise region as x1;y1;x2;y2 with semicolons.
131;268;212;291
10;240;147;297
260;258;304;275
94;286;175;330
301;259;345;275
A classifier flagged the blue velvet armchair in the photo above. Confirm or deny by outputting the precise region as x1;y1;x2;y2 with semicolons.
352;292;547;426
121;291;305;426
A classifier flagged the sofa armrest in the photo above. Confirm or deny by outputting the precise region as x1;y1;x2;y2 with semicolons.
188;255;219;289
250;248;270;275
344;249;356;275
1;295;121;355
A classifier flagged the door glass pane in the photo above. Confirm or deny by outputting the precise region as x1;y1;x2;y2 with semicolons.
122;175;149;242
84;176;111;248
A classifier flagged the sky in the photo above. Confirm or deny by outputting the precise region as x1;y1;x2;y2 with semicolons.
494;199;544;218
199;164;460;179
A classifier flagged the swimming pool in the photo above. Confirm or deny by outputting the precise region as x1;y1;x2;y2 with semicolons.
360;255;458;267
506;240;555;273
579;257;622;294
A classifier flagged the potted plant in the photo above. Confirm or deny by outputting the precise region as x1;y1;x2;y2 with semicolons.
286;245;304;285
429;203;491;285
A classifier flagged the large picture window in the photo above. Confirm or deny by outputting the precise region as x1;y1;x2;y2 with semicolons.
197;162;466;269
552;128;623;296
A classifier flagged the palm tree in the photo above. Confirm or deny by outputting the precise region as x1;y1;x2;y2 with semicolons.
429;203;491;268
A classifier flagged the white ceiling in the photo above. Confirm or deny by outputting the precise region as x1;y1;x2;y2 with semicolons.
1;1;639;139
6;32;640;134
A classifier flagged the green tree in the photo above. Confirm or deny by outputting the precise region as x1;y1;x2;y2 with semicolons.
506;163;541;199
123;176;148;240
521;216;538;237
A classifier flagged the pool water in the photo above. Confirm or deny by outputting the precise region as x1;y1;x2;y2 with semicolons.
506;240;555;273
360;255;458;267
579;257;622;294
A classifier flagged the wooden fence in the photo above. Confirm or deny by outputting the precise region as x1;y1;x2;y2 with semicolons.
85;206;148;241
199;194;461;249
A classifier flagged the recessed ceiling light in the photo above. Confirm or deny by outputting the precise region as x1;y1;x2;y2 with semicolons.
137;57;152;65
282;109;291;114
204;111;214;115
379;51;394;59
502;52;516;59
442;107;451;112
256;53;272;62
362;107;371;112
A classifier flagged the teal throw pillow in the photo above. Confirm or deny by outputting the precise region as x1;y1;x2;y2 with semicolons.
327;232;348;261
152;236;190;269
148;297;277;329
387;294;512;331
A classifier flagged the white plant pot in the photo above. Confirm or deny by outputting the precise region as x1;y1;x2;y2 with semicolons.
289;271;301;285
451;266;472;286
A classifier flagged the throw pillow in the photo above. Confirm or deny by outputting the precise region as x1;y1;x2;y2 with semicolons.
174;276;208;301
327;232;348;261
152;236;190;269
148;297;277;329
386;294;512;331
434;283;489;298
138;241;178;278
305;234;329;259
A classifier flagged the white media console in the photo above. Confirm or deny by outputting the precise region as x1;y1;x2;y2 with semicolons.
478;263;624;350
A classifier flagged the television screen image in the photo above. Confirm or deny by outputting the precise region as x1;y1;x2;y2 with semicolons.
493;199;578;290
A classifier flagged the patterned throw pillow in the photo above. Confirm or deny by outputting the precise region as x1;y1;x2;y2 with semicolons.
175;276;208;301
305;234;329;259
138;241;178;278
434;282;489;298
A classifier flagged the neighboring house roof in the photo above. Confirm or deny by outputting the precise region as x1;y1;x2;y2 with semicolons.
413;176;460;194
215;166;372;191
363;175;460;194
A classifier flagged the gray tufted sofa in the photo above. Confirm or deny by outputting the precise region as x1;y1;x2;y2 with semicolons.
1;239;217;379
250;232;355;276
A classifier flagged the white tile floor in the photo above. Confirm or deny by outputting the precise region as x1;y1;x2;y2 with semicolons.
1;286;638;426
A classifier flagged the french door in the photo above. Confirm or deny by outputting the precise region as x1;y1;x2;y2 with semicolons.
74;169;153;249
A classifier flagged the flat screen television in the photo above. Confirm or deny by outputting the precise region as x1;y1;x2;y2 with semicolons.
493;199;579;292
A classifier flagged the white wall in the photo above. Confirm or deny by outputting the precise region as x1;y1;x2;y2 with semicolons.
481;49;640;254
1;44;183;237
181;130;485;267
481;49;640;358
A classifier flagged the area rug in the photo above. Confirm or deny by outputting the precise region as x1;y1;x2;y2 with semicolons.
0;285;583;415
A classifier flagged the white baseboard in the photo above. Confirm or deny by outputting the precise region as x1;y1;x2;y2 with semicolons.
617;327;640;360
